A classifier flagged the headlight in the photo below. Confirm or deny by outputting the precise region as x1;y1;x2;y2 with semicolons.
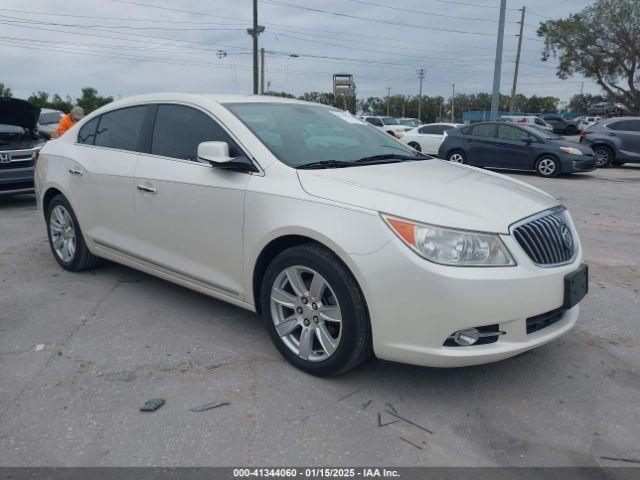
382;215;515;266
560;146;583;155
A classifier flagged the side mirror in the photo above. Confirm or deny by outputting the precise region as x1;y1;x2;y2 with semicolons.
197;141;256;172
197;141;234;164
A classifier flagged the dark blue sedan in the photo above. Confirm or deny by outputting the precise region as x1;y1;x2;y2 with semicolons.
437;122;596;177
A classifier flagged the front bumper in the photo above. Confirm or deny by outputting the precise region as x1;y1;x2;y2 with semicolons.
559;154;596;173
352;228;584;368
0;166;34;193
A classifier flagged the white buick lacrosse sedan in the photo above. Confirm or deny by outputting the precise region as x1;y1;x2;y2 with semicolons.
35;93;588;376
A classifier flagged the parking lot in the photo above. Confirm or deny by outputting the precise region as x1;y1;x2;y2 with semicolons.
1;165;639;467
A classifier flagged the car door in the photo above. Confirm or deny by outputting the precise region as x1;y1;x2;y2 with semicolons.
71;105;149;252
133;103;251;299
495;124;534;169
610;120;640;156
463;124;497;166
416;124;445;154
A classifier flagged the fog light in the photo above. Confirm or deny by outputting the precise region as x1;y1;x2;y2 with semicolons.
453;327;480;346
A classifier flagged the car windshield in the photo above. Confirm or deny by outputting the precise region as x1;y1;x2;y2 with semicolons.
381;117;399;125
520;124;561;140
399;119;420;127
224;103;425;168
0;124;25;134
39;112;63;125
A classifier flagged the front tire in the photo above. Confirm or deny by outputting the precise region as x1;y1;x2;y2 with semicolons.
260;244;371;376
408;142;421;152
593;145;613;167
46;194;100;271
536;156;560;177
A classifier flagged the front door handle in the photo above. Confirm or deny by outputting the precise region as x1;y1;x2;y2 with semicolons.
137;185;157;194
68;168;83;176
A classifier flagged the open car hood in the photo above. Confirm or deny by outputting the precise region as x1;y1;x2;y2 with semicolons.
0;98;41;131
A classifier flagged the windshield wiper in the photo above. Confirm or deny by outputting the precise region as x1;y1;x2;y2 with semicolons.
354;153;428;164
296;159;354;170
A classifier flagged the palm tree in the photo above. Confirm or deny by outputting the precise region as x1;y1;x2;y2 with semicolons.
0;83;13;97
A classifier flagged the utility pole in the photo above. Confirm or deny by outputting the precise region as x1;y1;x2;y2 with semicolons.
509;6;525;114
386;87;391;116
246;0;264;95
417;68;426;122
580;81;584;95
260;48;265;94
451;83;455;122
490;0;507;120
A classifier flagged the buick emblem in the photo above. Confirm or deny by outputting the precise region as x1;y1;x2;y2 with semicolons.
560;224;573;249
0;152;10;164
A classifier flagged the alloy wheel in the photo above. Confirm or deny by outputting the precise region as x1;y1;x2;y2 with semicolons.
594;148;609;167
449;153;464;163
538;158;556;176
270;265;342;362
49;205;76;262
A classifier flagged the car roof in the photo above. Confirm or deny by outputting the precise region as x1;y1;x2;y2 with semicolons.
101;93;317;110
602;116;640;122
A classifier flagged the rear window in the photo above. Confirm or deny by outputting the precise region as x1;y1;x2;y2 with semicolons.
94;106;148;152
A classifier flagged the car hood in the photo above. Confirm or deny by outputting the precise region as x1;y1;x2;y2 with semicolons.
0;98;41;131
297;160;559;234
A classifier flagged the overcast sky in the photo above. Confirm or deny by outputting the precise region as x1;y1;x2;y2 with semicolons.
1;0;601;105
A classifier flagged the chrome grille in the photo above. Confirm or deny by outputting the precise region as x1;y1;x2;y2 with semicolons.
513;209;575;266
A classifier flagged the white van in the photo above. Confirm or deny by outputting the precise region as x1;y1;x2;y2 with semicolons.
500;115;553;132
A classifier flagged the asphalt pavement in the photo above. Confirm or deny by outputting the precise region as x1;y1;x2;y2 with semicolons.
1;165;639;466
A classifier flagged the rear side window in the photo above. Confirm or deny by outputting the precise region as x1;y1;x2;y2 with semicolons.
419;125;444;134
94;106;148;152
470;124;497;138
151;104;239;161
77;117;99;145
608;120;640;132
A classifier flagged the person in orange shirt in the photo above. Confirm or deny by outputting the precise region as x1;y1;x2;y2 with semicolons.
57;106;85;137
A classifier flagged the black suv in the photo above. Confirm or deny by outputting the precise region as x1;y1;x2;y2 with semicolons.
579;117;640;167
541;114;579;135
0;98;46;195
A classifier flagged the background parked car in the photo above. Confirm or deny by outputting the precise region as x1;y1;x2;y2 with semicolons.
587;102;629;118
438;122;595;177
579;117;640;167
360;116;411;138
398;117;422;128
500;115;554;132
37;108;64;139
400;122;462;154
0;98;46;195
541;114;580;135
577;116;603;131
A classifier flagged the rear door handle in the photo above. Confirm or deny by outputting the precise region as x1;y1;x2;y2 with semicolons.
68;168;83;176
137;185;157;194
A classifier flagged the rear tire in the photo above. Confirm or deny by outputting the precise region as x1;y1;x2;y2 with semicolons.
46;194;100;271
593;145;613;167
448;150;466;164
535;156;560;177
260;243;372;376
408;142;421;152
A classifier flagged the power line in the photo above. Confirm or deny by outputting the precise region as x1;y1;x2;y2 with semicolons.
260;0;503;36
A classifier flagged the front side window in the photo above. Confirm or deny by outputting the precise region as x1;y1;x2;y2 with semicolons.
366;117;383;127
380;117;399;125
498;125;530;141
94;106;148;152
470;124;497;138
151;104;239;161
534;118;547;126
77;117;99;145
224;103;421;168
